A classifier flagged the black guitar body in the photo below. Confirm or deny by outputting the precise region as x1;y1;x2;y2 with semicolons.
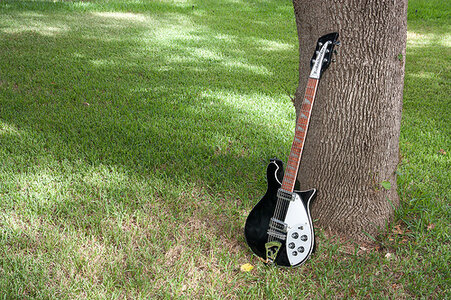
244;159;317;267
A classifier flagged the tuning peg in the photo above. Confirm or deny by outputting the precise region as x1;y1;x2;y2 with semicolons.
334;41;341;46
331;58;336;63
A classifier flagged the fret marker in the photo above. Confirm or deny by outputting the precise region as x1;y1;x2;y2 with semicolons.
294;137;302;143
297;125;304;132
304;98;311;104
300;113;308;119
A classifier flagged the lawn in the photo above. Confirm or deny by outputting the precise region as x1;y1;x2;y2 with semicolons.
0;0;449;298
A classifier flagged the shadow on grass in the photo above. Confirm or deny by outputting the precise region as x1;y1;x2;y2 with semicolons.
0;2;302;295
1;0;447;238
0;0;300;239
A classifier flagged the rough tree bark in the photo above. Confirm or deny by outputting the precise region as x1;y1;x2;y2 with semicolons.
292;0;407;243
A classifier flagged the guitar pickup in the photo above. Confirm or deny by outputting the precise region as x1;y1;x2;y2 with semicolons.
277;189;296;202
269;217;288;233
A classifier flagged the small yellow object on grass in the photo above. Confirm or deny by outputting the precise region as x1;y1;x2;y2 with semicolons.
240;263;254;272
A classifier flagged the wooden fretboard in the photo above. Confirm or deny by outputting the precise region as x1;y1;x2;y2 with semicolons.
280;78;319;192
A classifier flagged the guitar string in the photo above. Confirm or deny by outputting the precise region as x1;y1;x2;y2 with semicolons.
276;80;313;225
269;78;318;244
272;94;299;235
278;81;313;228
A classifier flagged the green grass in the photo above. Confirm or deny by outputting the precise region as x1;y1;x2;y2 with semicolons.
0;0;449;298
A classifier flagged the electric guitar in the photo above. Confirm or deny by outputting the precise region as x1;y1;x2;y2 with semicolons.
244;32;340;267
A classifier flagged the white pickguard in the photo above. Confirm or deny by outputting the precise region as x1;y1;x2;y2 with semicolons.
284;190;315;266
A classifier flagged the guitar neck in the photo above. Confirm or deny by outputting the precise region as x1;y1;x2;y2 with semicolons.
281;78;319;192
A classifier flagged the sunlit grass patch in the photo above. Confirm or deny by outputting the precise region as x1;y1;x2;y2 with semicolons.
93;11;148;22
0;120;22;136
201;89;295;125
0;11;69;36
407;30;451;47
252;37;296;51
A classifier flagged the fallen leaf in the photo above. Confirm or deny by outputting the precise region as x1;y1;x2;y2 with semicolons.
240;263;254;272
438;149;446;155
427;223;435;230
83;102;90;106
393;225;404;235
385;252;393;259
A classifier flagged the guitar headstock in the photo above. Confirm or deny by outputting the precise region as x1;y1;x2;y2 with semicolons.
309;32;340;79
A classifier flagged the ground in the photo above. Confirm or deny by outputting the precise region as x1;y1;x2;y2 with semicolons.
0;0;449;298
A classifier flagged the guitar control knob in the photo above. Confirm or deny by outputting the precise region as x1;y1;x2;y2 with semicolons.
301;235;308;241
292;251;298;256
291;232;299;239
288;242;295;249
298;226;304;230
298;246;305;253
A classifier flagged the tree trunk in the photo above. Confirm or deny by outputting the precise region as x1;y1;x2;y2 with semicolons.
292;0;407;243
